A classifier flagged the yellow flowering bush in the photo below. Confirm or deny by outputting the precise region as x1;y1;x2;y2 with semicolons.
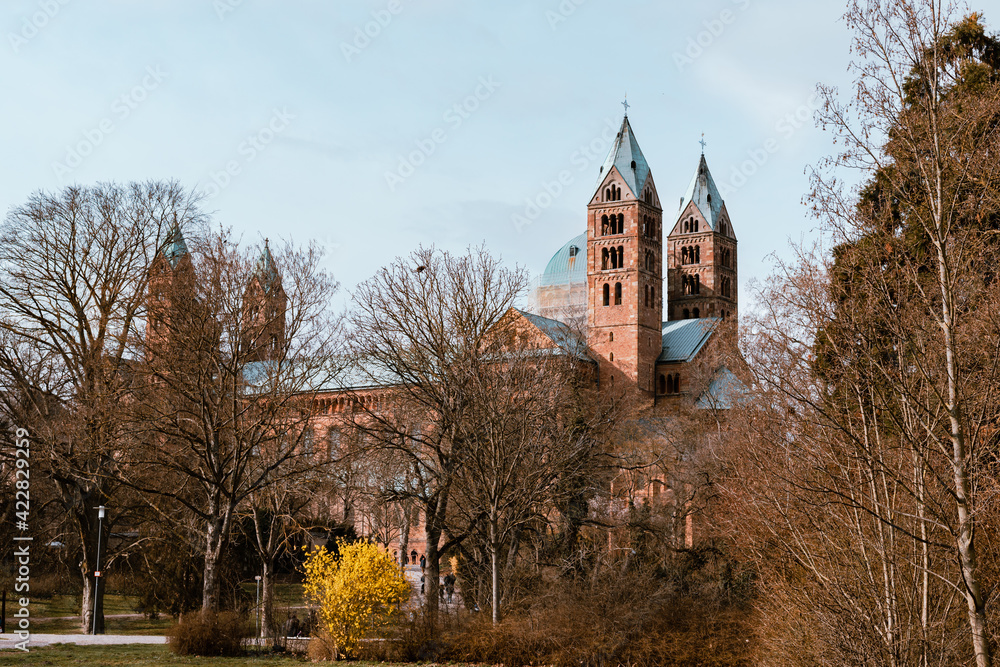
303;539;411;658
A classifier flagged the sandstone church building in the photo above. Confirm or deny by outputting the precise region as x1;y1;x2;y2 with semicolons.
147;109;740;565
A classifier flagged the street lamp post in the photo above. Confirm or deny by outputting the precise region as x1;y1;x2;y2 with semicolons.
91;506;105;635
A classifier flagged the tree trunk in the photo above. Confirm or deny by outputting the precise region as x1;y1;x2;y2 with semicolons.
934;235;992;667
490;517;499;625
203;510;231;611
261;559;274;638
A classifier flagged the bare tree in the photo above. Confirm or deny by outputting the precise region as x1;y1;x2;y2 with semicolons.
723;4;1000;665
449;311;607;623
0;182;200;632
130;231;340;611
347;245;524;620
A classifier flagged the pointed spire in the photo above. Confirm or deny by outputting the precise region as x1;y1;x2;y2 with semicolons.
160;216;189;269
678;153;724;229
594;113;650;199
254;239;281;293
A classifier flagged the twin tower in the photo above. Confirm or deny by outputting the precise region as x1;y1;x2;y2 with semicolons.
583;114;738;394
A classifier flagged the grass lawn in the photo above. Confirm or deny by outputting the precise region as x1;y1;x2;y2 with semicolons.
29;615;176;635
0;643;465;666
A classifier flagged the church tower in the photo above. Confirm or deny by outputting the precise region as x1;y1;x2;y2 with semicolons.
147;221;197;361
242;240;287;362
586;112;663;394
666;153;738;322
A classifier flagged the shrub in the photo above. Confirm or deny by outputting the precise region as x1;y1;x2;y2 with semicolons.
167;610;249;656
302;538;410;658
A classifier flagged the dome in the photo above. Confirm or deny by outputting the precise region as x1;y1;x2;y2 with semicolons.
540;232;587;286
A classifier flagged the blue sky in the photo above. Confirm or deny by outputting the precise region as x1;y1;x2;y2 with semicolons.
1;0;883;312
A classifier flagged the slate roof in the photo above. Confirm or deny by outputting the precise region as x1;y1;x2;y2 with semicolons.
540;232;587;287
595;115;651;199
516;308;590;358
658;318;719;363
678;154;724;230
695;366;745;410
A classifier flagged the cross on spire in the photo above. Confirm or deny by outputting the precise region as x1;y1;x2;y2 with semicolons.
622;95;630;117
699;133;707;154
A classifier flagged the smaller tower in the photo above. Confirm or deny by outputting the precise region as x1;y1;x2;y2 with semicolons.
242;240;287;362
147;222;197;360
666;152;738;322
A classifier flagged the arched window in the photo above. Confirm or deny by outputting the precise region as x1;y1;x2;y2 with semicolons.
617;246;624;268
706;193;712;204
673;373;680;392
683;308;690;319
617;213;625;234
609;331;614;342
602;247;609;270
694;274;701;294
659;374;667;394
644;285;649;307
603;283;610;306
614;282;622;305
601;214;609;235
683;220;689;233
630;160;636;170
693;219;699;232
681;247;688;264
693;307;700;318
650;286;655;304
605;188;611;202
610;352;614;361
610;248;618;269
695;246;700;263
616;186;622;200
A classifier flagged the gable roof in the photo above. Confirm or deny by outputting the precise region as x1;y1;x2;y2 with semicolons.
678;154;724;230
658;318;719;363
594;115;651;199
516;308;591;359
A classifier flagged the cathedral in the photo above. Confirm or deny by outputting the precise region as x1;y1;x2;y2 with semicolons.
145;109;741;566
528;110;738;406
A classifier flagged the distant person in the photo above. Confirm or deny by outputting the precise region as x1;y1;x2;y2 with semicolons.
420;573;425;595
285;613;301;638
444;573;456;603
420;554;426;569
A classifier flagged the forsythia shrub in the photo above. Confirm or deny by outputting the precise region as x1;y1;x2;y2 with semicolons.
303;538;411;658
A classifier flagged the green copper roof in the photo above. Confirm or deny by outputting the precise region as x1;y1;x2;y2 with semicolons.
658;317;718;363
161;224;189;269
595;115;651;199
540;232;587;286
678;154;724;229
